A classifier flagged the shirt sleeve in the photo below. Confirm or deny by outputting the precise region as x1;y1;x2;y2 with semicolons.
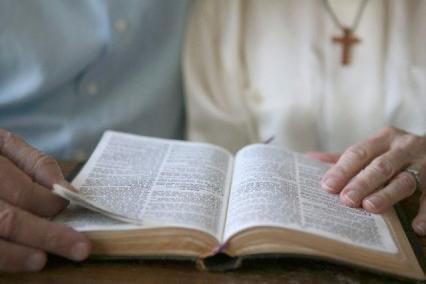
183;0;258;153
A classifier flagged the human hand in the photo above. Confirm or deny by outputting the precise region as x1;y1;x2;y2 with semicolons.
319;127;426;236
0;129;91;272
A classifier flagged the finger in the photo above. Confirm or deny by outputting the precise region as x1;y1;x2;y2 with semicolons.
339;148;408;207
305;152;341;164
0;156;67;217
0;129;63;187
361;171;417;213
0;200;91;261
321;135;390;194
0;239;46;272
412;193;426;236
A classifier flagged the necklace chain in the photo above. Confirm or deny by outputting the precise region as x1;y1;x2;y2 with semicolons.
323;0;369;31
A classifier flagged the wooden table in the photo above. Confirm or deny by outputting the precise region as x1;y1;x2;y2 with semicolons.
2;161;425;283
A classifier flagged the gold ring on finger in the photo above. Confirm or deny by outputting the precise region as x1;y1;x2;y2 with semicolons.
404;168;421;192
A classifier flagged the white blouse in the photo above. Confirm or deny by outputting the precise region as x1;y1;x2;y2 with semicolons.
183;0;426;154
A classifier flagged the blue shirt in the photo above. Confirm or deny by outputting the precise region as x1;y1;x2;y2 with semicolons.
0;0;188;159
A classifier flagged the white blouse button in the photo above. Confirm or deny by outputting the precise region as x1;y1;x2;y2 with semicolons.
73;150;88;161
85;82;98;96
251;91;263;104
114;19;128;32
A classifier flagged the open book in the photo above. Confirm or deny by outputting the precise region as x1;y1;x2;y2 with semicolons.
53;131;425;280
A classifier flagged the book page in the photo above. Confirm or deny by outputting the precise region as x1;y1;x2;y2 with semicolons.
54;131;233;239
223;144;397;253
55;203;142;231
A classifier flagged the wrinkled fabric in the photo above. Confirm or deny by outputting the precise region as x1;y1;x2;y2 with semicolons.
0;0;188;159
184;0;426;153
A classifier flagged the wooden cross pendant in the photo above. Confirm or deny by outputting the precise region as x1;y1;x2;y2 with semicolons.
332;27;360;66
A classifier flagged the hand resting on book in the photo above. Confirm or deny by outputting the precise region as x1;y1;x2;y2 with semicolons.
0;129;91;272
317;126;426;236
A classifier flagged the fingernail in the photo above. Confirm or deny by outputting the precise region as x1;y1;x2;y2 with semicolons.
321;178;340;192
26;252;46;271
70;241;91;261
364;196;381;211
343;191;358;206
415;222;426;235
